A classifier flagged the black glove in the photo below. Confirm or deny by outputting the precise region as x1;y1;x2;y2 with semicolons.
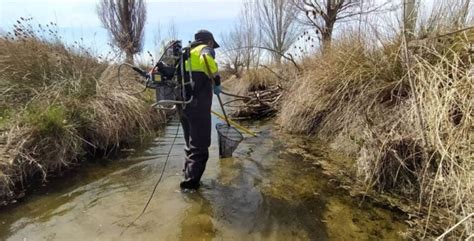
214;74;221;86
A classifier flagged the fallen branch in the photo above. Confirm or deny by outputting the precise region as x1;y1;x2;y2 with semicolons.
224;86;283;120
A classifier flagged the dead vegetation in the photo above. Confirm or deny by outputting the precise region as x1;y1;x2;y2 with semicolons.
277;26;473;240
221;1;473;237
0;18;164;205
227;85;283;119
223;66;289;119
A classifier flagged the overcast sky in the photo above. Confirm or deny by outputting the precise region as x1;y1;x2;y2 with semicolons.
0;0;242;59
0;0;457;62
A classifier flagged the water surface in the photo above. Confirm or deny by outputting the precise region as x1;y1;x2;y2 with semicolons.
0;117;406;241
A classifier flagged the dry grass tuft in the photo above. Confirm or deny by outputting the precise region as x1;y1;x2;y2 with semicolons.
87;79;165;150
224;66;288;96
279;37;405;135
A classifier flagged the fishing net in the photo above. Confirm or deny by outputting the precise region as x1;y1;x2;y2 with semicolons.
216;123;243;158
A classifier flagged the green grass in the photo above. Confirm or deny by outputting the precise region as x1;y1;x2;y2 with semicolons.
0;107;11;129
24;105;71;135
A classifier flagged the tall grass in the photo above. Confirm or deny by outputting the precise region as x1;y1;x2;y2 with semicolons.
0;19;165;204
0;19;102;105
223;64;295;97
277;5;473;238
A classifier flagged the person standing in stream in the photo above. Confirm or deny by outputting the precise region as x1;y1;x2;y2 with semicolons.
179;30;221;190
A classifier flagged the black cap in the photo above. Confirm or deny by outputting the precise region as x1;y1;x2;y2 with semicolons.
194;29;220;49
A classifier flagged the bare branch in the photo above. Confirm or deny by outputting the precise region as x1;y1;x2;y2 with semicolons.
291;0;391;51
224;45;302;72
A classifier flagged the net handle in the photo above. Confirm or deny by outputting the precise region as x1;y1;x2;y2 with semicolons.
202;53;230;127
217;95;230;127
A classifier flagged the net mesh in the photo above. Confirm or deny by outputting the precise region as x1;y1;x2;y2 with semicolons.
216;123;243;158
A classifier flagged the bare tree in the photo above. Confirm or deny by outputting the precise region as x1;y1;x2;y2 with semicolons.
292;0;387;51
153;20;180;60
240;0;262;69
221;27;245;77
97;0;147;63
153;21;162;61
167;19;179;40
256;0;300;64
221;0;263;76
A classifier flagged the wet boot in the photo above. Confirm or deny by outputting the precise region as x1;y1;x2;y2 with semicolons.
179;179;200;190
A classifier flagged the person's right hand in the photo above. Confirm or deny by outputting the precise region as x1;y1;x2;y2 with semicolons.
214;74;221;86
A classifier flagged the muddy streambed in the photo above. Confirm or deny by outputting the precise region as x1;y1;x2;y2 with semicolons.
0;115;407;240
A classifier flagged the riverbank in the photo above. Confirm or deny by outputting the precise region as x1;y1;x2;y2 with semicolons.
277;32;472;238
226;29;473;239
0;20;166;205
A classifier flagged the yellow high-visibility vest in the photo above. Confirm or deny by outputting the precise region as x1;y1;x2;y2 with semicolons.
184;44;218;77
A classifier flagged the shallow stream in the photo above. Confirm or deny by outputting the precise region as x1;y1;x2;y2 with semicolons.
0;113;407;241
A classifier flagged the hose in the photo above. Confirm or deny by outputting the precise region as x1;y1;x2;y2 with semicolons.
117;63;148;95
120;123;181;236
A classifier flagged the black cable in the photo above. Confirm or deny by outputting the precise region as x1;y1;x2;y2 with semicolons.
155;41;177;65
117;63;148;95
120;122;181;236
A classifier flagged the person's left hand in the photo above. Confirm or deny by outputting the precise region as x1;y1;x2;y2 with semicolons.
214;85;222;95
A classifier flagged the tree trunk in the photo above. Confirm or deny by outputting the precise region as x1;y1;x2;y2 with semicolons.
273;53;282;66
125;51;134;64
403;0;418;40
321;31;332;53
322;0;336;53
